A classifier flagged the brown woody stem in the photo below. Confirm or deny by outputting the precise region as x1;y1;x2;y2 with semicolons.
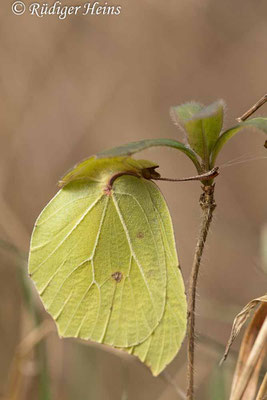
186;184;216;400
236;94;267;122
154;167;219;183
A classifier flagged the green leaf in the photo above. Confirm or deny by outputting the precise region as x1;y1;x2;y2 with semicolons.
196;100;225;153
170;102;204;129
96;138;201;172
171;101;225;166
28;157;187;375
211;117;267;166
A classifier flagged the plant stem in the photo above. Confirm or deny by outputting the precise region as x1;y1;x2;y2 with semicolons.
186;184;216;400
0;240;52;400
236;93;267;122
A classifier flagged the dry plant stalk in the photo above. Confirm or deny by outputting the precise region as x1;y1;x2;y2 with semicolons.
222;295;267;364
230;317;267;400
227;301;267;400
256;373;267;400
5;320;54;400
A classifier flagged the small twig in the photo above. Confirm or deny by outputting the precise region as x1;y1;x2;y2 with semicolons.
237;94;267;122
154;167;219;183
186;184;216;400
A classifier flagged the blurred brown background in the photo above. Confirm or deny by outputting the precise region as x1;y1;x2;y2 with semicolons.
0;0;267;399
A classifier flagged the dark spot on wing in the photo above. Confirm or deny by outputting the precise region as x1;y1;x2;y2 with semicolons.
147;270;154;278
111;271;123;283
137;232;144;239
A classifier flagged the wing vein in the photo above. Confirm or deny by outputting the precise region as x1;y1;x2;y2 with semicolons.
111;194;158;321
31;195;103;274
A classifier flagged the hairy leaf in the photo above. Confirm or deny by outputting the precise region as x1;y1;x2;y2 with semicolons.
171;100;225;166
170;102;203;131
195;100;225;154
29;156;187;375
96;138;201;172
211;117;267;166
